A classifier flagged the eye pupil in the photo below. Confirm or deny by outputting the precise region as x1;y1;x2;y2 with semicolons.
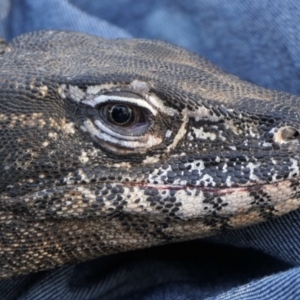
110;105;132;124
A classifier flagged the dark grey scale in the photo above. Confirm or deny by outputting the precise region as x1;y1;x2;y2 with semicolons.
107;194;116;201
96;196;104;202
90;203;99;209
194;189;201;197
128;171;139;179
101;189;109;196
144;189;152;196
111;187;119;193
218;106;228;116
183;170;192;177
96;185;104;192
167;178;175;184
134;167;143;174
146;196;154;202
168;190;176;197
160;175;167;182
142;167;151;173
156;170;164;176
153;195;162;202
165;203;174;209
171;165;179;172
249;190;272;206
150;189;160;196
202;214;231;230
178;175;188;182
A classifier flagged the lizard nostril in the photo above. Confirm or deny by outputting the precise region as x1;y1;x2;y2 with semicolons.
270;126;300;145
280;127;299;142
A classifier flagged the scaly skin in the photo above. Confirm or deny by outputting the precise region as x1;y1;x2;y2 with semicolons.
0;30;300;278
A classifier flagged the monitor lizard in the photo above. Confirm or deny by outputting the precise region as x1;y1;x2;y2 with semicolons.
0;30;300;279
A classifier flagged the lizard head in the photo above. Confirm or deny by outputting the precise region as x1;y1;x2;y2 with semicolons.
1;30;300;277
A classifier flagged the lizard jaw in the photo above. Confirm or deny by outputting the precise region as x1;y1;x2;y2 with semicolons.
3;178;300;226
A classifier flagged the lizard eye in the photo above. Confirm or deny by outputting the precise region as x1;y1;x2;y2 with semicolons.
93;92;153;136
98;102;148;130
107;104;134;126
80;90;164;154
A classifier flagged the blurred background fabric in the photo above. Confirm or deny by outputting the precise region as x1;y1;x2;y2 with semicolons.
1;0;300;299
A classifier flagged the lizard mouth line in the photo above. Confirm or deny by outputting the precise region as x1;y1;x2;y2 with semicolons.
3;179;286;203
59;176;295;193
4;176;295;202
120;180;286;196
5;178;297;226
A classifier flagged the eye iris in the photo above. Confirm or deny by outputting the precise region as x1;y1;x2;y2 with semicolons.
110;105;133;124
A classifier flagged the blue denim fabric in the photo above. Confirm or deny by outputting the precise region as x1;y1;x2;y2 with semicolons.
0;0;131;40
1;0;300;299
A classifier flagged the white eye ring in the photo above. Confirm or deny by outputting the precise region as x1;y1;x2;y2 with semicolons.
82;119;162;153
94;119;144;141
83;94;158;116
80;92;164;153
